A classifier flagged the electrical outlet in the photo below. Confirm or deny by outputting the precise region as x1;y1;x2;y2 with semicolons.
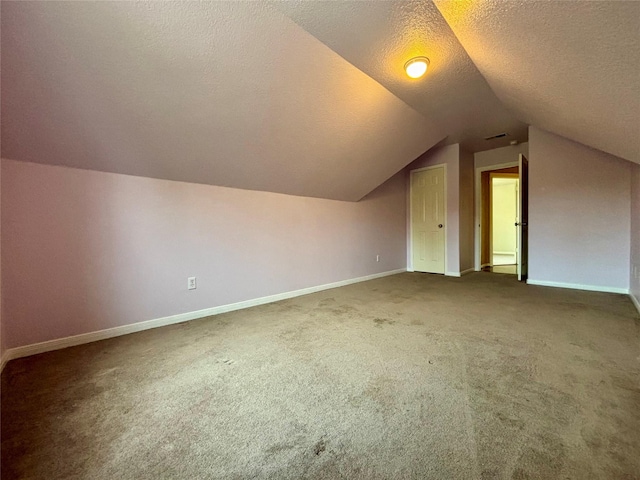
376;255;380;262
188;277;197;290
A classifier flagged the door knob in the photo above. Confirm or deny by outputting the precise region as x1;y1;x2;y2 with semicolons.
438;224;443;228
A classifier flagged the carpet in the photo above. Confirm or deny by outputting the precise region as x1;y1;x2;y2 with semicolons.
2;272;639;479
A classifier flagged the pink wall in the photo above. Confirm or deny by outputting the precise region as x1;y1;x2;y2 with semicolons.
631;164;640;305
528;127;631;290
2;159;408;349
474;143;529;170
458;149;475;272
406;144;461;275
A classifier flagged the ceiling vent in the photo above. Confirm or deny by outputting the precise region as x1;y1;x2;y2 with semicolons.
484;132;509;140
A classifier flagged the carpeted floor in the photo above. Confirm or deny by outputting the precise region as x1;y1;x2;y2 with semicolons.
2;272;639;479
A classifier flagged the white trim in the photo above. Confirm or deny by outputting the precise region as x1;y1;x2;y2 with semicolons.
630;292;640;315
527;279;629;295
409;164;447;274
2;269;406;364
409;165;446;175
493;251;516;256
474;161;518;271
445;269;475;277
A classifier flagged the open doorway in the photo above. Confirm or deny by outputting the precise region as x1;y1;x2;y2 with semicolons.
477;165;519;275
489;174;519;274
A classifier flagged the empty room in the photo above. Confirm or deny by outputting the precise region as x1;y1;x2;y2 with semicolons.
1;1;639;479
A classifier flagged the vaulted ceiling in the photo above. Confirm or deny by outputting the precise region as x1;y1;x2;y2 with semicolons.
434;0;640;165
276;0;529;153
2;1;638;201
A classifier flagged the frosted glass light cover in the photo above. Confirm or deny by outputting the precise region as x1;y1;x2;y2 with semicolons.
405;57;429;79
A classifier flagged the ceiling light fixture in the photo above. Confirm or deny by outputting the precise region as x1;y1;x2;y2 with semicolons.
404;56;430;79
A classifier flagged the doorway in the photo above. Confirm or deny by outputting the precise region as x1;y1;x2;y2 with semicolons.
410;165;446;274
475;164;519;275
489;174;519;274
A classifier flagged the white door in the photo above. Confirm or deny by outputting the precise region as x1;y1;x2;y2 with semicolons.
411;167;445;274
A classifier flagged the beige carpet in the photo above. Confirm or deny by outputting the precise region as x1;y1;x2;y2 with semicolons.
2;272;639;479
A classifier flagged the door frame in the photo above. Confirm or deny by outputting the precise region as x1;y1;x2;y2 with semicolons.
408;164;447;273
474;161;518;271
517;153;529;282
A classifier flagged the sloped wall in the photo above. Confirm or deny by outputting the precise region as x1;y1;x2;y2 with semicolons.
2;159;408;350
2;1;444;202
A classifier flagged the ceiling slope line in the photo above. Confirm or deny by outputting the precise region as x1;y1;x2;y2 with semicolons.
277;0;529;154
1;1;446;201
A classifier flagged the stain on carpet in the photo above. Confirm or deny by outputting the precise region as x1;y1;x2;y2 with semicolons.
313;438;326;456
373;317;396;327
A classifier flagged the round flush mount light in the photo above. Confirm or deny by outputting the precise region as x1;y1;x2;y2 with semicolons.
404;56;430;79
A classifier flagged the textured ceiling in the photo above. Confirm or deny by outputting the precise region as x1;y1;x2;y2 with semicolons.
3;1;637;202
1;1;444;201
434;0;640;164
276;0;529;153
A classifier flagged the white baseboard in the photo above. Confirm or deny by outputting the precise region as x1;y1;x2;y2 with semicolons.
1;269;406;367
527;279;629;295
446;268;476;277
444;269;472;277
630;292;640;315
493;251;516;256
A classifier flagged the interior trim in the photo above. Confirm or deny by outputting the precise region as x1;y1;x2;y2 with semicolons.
445;268;475;277
630;292;640;315
527;279;629;295
0;268;406;370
